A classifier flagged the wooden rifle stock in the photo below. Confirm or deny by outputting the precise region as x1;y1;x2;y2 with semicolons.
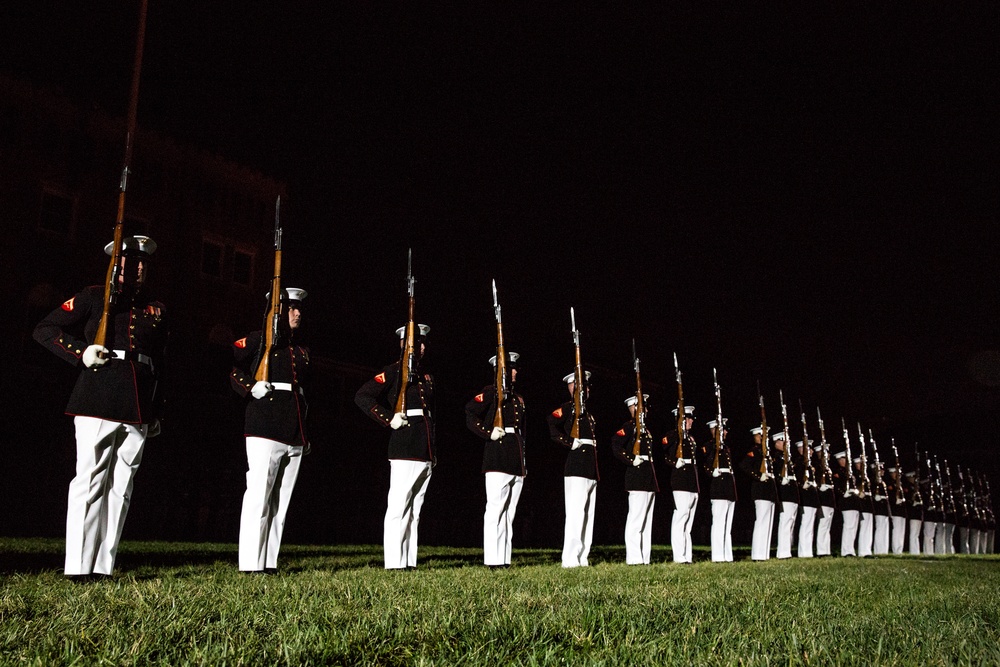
911;445;924;506
799;401;815;488
712;368;725;471
816;407;834;488
394;250;416;415
631;340;645;458
254;198;283;382
674;353;685;460
492;280;506;430
95;0;148;352
779;391;792;482
869;429;889;498
758;392;771;478
569;308;584;440
856;424;870;498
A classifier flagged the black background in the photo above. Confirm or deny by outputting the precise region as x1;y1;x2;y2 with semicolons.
2;1;997;550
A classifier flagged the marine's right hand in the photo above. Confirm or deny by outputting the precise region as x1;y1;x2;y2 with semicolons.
251;381;273;399
82;345;109;368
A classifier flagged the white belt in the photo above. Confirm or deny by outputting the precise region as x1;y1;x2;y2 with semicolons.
504;426;516;433
111;349;153;369
406;408;428;418
714;468;732;474
577;438;595;446
678;458;692;465
819;484;833;492
272;382;303;395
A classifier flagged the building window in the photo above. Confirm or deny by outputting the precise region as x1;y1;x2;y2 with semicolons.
38;189;75;236
201;239;223;278
233;249;253;286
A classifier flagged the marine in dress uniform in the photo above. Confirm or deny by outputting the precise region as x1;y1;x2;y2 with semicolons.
355;324;435;570
813;442;837;557
663;405;699;564
773;432;800;559
855;458;876;557
700;419;736;562
795;440;820;558
834;451;861;556
610;394;658;565
904;470;924;554
921;467;941;555
885;467;908;555
231;288;310;573
870;463;892;555
33;236;167;579
739;426;777;561
547;371;599;568
935;466;955;555
465;352;526;568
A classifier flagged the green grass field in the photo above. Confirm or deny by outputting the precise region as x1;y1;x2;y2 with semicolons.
1;539;998;665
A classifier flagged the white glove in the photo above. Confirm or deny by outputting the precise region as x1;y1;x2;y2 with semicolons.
761;472;771;482
147;419;161;438
571;438;583;450
675;458;686;469
251;381;272;399
82;345;109;368
390;412;408;430
712;468;721;478
490;426;505;441
632;456;643;467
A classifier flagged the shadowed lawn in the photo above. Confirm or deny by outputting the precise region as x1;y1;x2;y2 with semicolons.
2;538;998;665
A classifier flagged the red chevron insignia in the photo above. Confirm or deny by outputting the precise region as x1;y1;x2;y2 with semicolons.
375;372;386;384
552;407;563;418
61;297;75;311
475;393;484;403
234;337;247;348
617;428;626;436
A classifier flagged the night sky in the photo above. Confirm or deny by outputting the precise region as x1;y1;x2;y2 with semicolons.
3;2;998;541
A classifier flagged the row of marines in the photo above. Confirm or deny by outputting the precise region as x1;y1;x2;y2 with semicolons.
32;236;996;579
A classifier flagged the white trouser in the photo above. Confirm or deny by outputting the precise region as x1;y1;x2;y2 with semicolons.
239;437;303;571
922;521;937;555
563;476;597;567
671;490;699;563
625;491;656;564
840;510;860;556
483;472;524;566
873;515;890;555
710;499;735;562
815;505;835;556
908;518;922;554
969;528;981;555
958;526;970;554
891;516;907;554
858;512;874;557
776;502;798;559
988;529;995;554
65;417;148;576
384;459;433;569
944;523;956;554
934;522;948;555
797;505;817;558
751;500;775;560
